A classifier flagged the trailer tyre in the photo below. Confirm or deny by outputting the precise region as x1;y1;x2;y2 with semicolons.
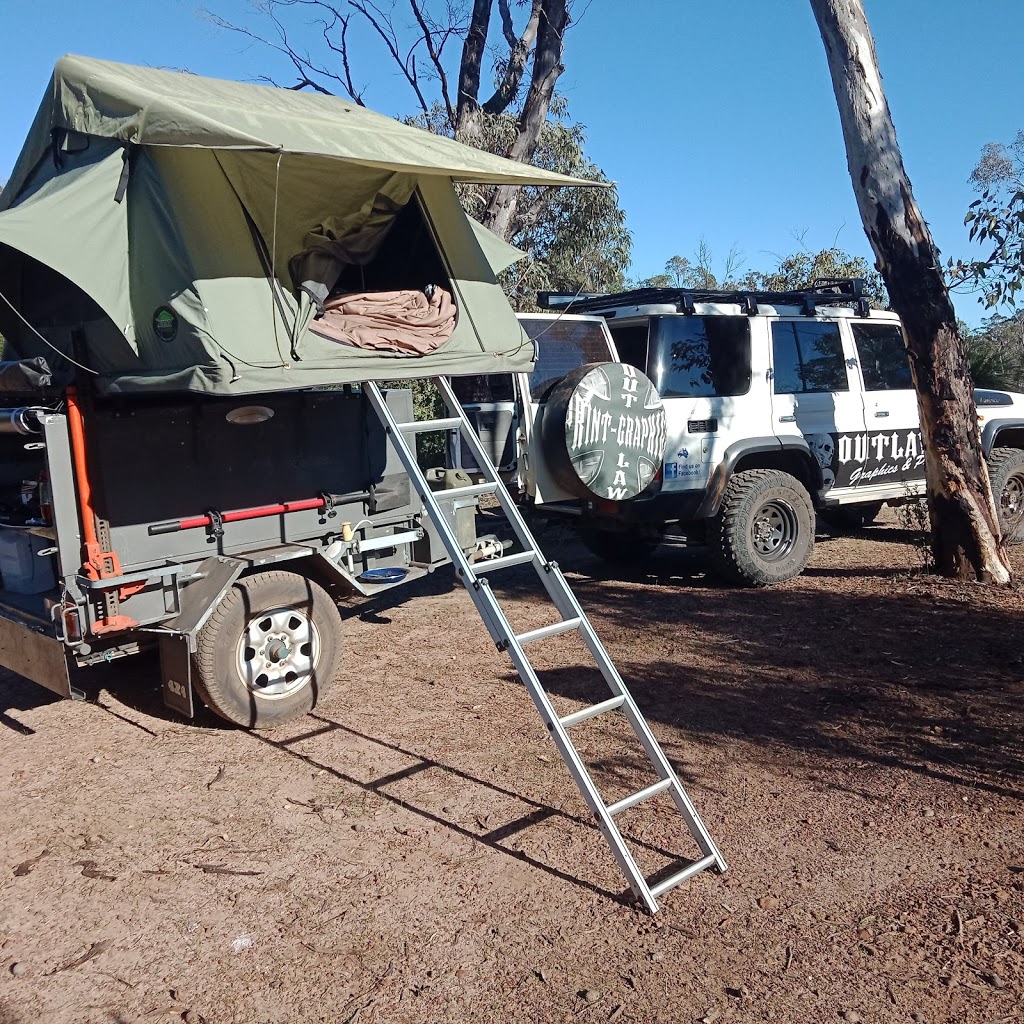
707;469;815;587
193;570;342;729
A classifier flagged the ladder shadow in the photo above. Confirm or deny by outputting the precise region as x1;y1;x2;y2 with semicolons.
250;712;701;908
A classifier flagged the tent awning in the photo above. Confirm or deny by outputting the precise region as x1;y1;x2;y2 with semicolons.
2;55;604;209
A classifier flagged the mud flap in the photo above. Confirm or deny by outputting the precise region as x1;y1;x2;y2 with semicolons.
0;610;75;698
158;632;194;719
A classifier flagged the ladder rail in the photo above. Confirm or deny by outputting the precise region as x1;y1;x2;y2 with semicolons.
363;378;726;910
434;376;551;563
539;560;726;869
472;577;659;913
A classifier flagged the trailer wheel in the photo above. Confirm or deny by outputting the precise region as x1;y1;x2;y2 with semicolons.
193;570;342;729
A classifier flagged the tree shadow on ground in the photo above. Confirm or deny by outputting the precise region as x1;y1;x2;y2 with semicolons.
520;566;1024;802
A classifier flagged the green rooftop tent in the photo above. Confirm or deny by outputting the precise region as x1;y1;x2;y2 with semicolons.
0;55;595;394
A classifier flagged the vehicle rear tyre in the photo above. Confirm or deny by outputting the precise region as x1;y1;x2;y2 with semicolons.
193;570;343;729
987;447;1024;544
818;502;884;532
578;525;662;564
707;469;815;587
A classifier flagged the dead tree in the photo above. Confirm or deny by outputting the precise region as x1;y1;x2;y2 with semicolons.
208;0;569;241
810;0;1010;582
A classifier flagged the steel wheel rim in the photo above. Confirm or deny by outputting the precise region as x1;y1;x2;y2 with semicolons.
751;499;799;561
1001;472;1024;519
236;607;320;700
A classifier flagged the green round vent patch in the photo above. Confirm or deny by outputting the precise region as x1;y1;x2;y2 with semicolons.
153;306;178;342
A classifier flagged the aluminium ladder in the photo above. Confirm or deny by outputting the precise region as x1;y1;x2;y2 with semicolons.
363;377;727;913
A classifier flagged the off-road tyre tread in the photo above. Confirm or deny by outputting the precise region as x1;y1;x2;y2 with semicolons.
987;447;1024;544
706;469;815;587
193;569;342;730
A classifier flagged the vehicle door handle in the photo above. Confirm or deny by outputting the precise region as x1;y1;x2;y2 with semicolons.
778;415;796;423
874;411;889;418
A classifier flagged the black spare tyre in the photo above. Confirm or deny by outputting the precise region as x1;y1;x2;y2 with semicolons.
539;362;667;502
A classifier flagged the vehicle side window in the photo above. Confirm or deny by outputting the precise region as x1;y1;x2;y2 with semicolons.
518;318;615;400
771;321;849;394
852;322;913;390
651;316;752;398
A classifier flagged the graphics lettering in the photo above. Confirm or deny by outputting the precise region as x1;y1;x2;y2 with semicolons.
807;429;925;489
563;364;668;500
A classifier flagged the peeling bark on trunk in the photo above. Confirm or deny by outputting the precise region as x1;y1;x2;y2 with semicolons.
810;0;1010;583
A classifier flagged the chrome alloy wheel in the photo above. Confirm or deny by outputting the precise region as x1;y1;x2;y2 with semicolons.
1001;472;1024;520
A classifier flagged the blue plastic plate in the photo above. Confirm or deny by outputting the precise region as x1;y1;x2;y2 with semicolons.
358;567;409;584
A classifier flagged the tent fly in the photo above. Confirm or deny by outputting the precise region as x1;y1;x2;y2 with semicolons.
0;55;600;726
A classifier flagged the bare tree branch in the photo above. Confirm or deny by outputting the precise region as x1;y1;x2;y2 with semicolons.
456;0;492;128
202;5;368;100
408;0;456;125
349;0;432;115
482;0;569;238
319;12;367;103
496;0;518;47
483;0;542;115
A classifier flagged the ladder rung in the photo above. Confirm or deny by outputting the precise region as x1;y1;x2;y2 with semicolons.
515;617;582;646
648;854;719;899
436;482;497;500
398;417;463;433
559;695;626;729
475;550;537;573
606;777;673;816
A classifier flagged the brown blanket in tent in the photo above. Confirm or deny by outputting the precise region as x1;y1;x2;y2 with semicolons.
308;287;457;355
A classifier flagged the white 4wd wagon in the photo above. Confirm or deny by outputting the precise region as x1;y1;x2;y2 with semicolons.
457;280;1024;586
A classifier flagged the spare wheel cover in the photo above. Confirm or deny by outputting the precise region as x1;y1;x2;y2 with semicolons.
540;362;667;501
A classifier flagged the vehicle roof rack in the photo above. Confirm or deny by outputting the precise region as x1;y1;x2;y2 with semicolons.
536;278;871;318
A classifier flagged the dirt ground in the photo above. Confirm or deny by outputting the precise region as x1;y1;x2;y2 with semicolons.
2;511;1024;1024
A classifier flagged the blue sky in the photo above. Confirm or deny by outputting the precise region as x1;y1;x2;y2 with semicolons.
2;0;1021;325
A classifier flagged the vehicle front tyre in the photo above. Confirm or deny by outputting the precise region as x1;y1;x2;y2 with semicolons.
578;525;662;564
707;469;815;587
987;447;1024;544
818;502;884;533
193;570;343;729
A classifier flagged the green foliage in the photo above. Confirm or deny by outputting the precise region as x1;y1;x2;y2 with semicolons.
381;378;447;468
738;247;887;306
962;311;1024;391
637;244;888;306
635;242;743;290
410;106;631;311
956;132;1024;309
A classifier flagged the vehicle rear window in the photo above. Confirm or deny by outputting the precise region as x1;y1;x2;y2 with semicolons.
771;321;849;394
648;316;751;398
608;323;649;375
519;317;615;400
852;322;913;390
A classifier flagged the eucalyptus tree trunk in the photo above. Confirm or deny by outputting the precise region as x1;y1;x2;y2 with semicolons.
810;0;1010;582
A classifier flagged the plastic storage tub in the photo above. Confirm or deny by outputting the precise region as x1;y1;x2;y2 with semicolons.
0;530;56;594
